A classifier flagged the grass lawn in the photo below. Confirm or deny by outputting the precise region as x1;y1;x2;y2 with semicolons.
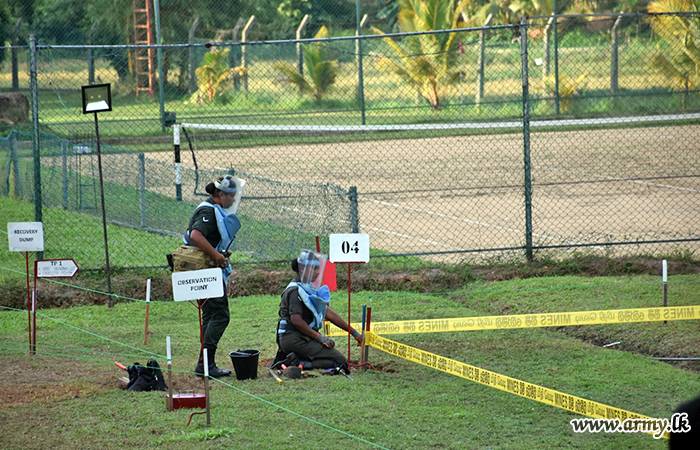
1;273;699;449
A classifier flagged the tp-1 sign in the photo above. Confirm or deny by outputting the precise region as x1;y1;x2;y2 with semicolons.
171;268;224;302
7;222;44;252
36;259;79;278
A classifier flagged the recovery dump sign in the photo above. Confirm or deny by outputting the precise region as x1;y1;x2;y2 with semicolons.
171;268;224;302
7;222;44;252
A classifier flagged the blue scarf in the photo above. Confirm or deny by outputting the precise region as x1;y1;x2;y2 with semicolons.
287;281;330;331
184;201;241;282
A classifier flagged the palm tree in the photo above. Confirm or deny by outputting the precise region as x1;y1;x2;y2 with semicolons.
648;0;700;93
371;0;471;111
274;26;340;104
193;48;240;103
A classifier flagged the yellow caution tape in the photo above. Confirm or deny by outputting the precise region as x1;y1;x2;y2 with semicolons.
324;305;700;336
366;332;667;438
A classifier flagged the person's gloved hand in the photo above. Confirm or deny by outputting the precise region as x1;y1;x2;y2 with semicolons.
350;328;363;345
315;333;335;348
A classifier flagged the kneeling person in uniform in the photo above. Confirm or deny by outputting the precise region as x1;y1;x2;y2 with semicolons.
273;250;362;372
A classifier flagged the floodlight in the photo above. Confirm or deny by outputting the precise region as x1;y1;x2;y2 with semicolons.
81;83;112;114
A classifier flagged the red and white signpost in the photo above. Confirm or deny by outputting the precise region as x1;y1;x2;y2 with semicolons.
7;222;81;354
329;233;370;364
171;267;224;424
7;222;45;354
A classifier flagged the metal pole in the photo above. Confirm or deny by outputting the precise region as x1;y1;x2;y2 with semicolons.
355;1;366;125
29;35;43;261
349;186;359;233
173;124;182;201
62;140;68;208
154;0;166;132
347;263;352;364
94;112;113;305
139;153;146;227
25;252;32;353
521;18;533;262
553;0;560;114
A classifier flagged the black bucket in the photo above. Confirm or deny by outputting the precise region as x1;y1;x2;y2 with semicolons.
229;349;260;380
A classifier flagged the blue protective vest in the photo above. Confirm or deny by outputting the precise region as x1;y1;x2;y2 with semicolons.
184;201;240;282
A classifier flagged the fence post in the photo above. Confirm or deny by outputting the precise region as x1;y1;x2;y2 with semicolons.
154;0;166;132
188;17;200;94
6;132;19;196
241;15;255;94
62;140;68;208
10;132;21;197
139;153;147;228
296;14;309;82
543;15;554;79
476;14;493;108
355;5;367;125
553;2;560;115
88;21;97;85
349;186;359;233
610;13;622;97
173;123;182;201
521;18;533;262
11;19;22;90
29;35;43;260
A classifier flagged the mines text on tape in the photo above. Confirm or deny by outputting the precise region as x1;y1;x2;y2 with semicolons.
367;332;666;439
324;305;700;336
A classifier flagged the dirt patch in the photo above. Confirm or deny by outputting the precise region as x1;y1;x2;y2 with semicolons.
0;355;115;408
1;256;698;310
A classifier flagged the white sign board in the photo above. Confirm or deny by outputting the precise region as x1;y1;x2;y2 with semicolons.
171;268;224;302
329;233;370;263
36;259;79;278
7;222;44;252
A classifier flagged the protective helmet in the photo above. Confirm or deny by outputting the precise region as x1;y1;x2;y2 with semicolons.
214;175;246;215
296;250;327;289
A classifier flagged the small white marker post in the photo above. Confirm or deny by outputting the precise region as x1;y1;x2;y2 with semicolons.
144;279;152;345
166;336;173;411
662;260;668;324
203;348;211;424
329;233;370;364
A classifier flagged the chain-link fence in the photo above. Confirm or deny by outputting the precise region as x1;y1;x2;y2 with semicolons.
1;12;699;268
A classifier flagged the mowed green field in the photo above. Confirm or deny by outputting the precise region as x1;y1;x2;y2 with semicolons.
1;270;699;449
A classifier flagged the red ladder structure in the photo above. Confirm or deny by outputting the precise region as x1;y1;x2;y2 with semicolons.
132;0;156;97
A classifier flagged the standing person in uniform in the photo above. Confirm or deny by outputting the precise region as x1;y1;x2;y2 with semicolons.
184;175;243;378
272;250;362;373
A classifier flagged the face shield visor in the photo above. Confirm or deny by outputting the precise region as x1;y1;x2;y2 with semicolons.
215;175;246;215
297;250;327;289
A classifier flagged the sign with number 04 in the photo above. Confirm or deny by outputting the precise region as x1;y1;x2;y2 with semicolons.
329;233;370;263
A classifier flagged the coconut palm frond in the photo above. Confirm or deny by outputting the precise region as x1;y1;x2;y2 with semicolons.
274;62;313;94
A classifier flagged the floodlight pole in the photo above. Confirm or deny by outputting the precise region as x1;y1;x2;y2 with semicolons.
94;112;113;305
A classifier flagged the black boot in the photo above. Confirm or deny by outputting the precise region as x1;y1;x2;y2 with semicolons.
194;347;231;378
